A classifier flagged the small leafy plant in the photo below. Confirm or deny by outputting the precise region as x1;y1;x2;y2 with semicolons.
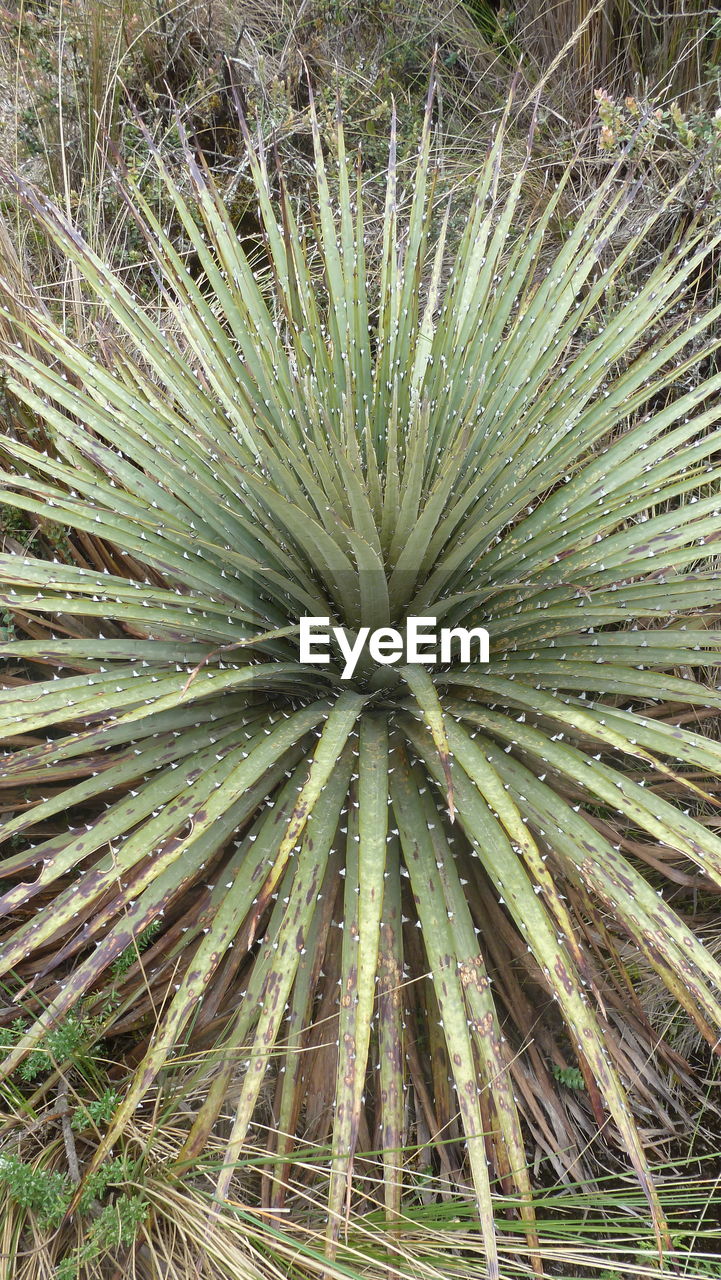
595;85;721;152
551;1065;586;1092
0;1012;101;1084
0;1149;147;1280
0;1002;147;1280
0;1155;71;1231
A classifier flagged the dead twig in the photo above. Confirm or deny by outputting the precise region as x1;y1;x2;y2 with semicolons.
57;1076;81;1185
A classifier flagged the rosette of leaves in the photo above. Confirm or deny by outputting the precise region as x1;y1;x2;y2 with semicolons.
2;94;721;1275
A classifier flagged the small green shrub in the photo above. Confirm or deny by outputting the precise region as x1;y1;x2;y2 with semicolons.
0;1155;70;1230
552;1065;586;1091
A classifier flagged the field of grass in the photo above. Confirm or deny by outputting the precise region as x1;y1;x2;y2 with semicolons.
1;2;721;1278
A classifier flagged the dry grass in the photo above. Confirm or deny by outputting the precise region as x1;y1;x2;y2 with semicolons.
3;1060;721;1280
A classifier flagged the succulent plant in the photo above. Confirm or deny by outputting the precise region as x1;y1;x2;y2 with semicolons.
2;95;721;1273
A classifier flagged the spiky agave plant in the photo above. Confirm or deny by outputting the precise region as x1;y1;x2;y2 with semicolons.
2;96;721;1273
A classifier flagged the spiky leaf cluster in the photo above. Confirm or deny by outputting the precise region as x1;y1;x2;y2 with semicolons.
2;100;721;1272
